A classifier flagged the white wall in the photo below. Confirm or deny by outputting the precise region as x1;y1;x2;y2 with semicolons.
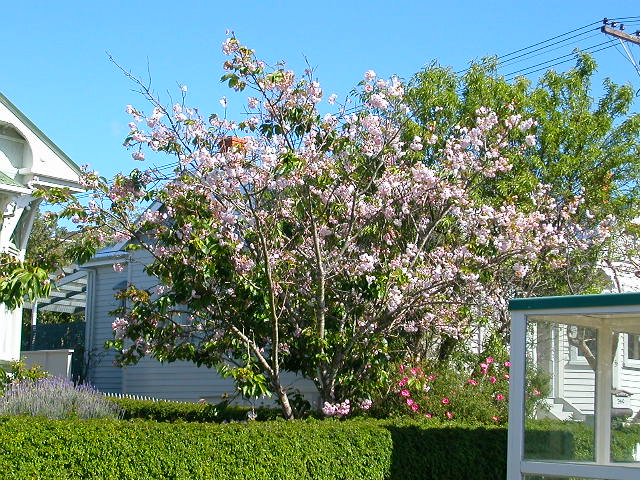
21;349;74;379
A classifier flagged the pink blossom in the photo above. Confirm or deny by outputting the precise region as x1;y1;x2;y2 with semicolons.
132;151;145;161
486;356;494;364
495;394;505;401
364;69;376;81
490;376;497;384
406;398;414;406
467;379;478;386
504;361;511;367
441;398;450;404
247;97;259;109
424;413;432;418
446;412;453;419
401;389;410;397
411;403;419;411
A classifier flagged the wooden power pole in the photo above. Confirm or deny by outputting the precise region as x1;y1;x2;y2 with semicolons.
601;18;640;81
601;24;640;46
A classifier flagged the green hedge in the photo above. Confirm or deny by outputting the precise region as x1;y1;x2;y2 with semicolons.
1;416;638;479
0;417;506;480
109;397;285;422
524;419;640;462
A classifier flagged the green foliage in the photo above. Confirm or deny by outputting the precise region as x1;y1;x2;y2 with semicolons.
2;404;639;480
217;363;272;400
1;416;636;480
0;360;48;396
371;357;550;425
0;417;393;480
406;54;640;303
525;419;640;462
110;397;285;422
0;254;51;310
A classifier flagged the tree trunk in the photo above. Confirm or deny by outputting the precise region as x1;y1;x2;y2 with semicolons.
273;379;294;419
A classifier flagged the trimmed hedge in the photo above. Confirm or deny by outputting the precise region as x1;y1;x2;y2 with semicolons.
0;417;506;479
1;416;638;479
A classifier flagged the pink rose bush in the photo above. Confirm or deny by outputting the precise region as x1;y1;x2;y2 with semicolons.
380;357;547;424
45;34;603;419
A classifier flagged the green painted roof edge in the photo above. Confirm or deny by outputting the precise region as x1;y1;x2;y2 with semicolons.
0;171;25;188
509;292;640;311
0;92;81;175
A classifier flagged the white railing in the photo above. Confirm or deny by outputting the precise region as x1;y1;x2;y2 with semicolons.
102;391;168;402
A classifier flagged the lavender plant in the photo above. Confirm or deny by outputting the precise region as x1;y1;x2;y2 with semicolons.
0;377;123;420
0;360;48;396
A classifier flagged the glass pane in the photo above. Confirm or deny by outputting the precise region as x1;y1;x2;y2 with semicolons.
610;330;640;463
628;334;640;361
524;318;596;462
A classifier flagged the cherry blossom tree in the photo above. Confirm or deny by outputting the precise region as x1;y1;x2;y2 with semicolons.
44;35;611;418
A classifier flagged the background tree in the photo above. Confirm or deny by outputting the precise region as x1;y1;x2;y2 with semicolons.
403;53;640;360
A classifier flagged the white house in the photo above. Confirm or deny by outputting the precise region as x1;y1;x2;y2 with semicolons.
0;92;82;364
527;261;640;421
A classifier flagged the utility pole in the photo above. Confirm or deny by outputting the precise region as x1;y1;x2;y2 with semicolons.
601;18;640;81
601;21;640;46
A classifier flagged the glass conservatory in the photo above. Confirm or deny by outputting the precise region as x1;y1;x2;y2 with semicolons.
508;293;640;480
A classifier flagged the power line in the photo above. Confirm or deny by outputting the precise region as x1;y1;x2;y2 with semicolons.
495;30;602;70
502;39;615;77
504;41;617;81
455;20;602;75
496;20;601;61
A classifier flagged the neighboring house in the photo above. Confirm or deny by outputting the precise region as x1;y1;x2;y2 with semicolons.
81;240;318;405
0;92;82;364
534;266;640;421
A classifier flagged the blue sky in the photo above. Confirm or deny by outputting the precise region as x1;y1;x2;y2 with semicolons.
2;1;639;181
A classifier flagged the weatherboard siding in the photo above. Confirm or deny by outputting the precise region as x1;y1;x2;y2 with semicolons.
87;262;127;393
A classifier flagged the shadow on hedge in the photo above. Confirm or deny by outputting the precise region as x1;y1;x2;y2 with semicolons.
384;425;508;480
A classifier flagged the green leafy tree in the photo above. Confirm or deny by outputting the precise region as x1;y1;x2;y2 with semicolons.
403;53;640;357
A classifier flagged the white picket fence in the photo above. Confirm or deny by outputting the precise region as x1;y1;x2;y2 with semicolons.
102;391;169;402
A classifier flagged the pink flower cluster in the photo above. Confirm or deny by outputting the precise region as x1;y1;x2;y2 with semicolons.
322;399;351;417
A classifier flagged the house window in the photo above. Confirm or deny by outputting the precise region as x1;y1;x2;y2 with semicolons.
567;325;597;364
627;334;640;362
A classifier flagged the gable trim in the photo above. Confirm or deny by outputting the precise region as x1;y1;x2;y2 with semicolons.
0;92;81;175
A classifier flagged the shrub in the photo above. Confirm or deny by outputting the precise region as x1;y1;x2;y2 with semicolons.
0;416;637;479
0;416;504;480
0;377;123;420
372;357;550;424
0;360;48;396
110;397;285;422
